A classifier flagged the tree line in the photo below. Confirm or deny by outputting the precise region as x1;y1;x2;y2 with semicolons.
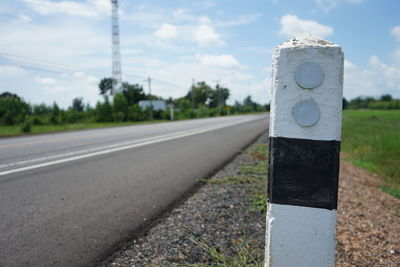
343;94;400;110
0;78;267;132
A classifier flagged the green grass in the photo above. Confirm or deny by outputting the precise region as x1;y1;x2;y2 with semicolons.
187;236;264;267
341;110;400;198
200;143;268;213
193;143;268;266
0;120;167;137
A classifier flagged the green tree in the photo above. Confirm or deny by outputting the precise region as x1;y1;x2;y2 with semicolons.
121;82;146;106
32;103;52;116
95;97;113;122
243;95;258;111
71;97;84;112
0;93;30;125
210;85;230;109
112;93;128;121
127;104;144;121
380;94;393;102
50;102;60;124
99;77;113;96
177;98;192;111
349;96;376;109
185;81;213;108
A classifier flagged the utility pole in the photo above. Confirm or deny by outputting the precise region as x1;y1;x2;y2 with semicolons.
111;0;122;95
191;78;195;109
214;80;223;115
146;77;153;120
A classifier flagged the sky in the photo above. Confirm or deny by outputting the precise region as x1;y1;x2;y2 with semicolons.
0;0;399;108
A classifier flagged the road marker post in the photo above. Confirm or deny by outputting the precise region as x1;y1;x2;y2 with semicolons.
266;34;344;267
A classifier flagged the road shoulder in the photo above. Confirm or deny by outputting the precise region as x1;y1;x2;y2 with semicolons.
100;134;400;266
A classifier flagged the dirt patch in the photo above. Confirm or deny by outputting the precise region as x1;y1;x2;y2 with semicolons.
336;161;400;266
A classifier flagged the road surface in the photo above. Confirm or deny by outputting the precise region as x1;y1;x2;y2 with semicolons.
0;114;268;266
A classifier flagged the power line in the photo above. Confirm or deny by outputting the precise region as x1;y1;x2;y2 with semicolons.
0;52;187;89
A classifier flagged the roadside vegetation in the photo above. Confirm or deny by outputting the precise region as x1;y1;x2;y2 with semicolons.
195;143;268;266
341;110;400;198
0;79;267;137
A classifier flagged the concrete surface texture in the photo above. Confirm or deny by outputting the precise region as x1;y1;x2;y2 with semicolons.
266;34;343;267
269;33;344;141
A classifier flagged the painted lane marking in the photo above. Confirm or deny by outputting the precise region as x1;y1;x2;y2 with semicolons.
0;116;251;149
0;117;261;177
0;125;215;170
0;131;119;149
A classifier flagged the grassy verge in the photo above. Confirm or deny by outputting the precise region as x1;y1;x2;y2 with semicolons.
187;236;264;267
341;110;400;198
195;143;268;266
0;120;167;137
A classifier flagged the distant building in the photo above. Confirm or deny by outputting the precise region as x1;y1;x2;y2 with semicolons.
138;100;166;111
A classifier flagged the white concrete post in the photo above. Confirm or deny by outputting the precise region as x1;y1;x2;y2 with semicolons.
168;103;174;120
266;34;344;267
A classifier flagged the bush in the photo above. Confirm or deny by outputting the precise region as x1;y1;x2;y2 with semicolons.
369;100;400;110
50;114;59;124
20;120;32;133
95;98;113;122
127;104;144;121
32;116;44;125
113;111;125;122
0;97;30;125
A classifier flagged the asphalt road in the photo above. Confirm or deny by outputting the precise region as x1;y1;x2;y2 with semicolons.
0;114;268;267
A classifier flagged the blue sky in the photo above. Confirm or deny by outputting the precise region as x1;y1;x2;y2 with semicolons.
0;0;399;108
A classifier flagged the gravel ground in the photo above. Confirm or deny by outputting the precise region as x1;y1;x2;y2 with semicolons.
336;160;400;266
101;134;400;266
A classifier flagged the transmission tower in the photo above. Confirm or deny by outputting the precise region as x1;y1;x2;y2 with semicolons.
111;0;122;95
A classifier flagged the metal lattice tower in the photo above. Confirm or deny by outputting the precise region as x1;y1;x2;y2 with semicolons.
111;0;122;95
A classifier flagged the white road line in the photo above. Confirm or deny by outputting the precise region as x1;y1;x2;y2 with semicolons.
0;118;260;177
0;126;205;169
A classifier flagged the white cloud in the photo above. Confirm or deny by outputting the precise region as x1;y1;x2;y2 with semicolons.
154;24;178;40
344;57;400;99
346;0;363;4
198;54;240;68
22;0;109;18
393;48;400;62
18;14;32;22
172;8;196;22
315;0;337;11
318;26;399;100
35;76;56;84
72;72;98;83
344;59;357;70
192;1;216;10
390;26;400;43
0;65;25;76
279;14;333;38
194;24;224;46
315;0;363;12
122;49;142;55
23;0;97;17
88;0;110;14
0;19;108;66
244;46;274;54
216;13;262;27
390;26;400;62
